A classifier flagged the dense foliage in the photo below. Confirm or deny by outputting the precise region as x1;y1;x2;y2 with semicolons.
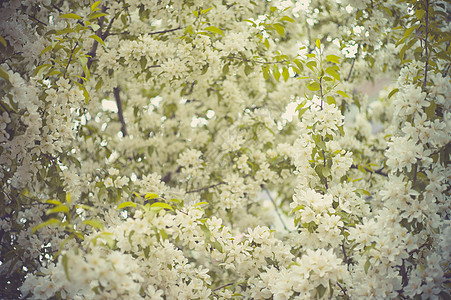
0;0;450;298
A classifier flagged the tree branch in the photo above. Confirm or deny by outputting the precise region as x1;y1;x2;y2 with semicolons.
186;182;226;194
113;87;127;137
422;0;430;91
63;41;78;79
262;185;290;232
350;164;388;177
225;55;288;65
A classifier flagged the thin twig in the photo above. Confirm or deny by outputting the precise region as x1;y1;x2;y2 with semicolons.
186;182;226;194
262;185;290;232
350;164;388;177
148;26;183;35
337;282;349;300
113;87;127;136
213;283;234;292
225;55;288;65
422;0;430;91
63;41;78;78
26;14;48;26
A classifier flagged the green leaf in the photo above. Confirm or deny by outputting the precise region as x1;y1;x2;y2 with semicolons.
315;38;321;49
272;65;281;81
336;90;349;98
59;13;83;20
91;0;101;11
89;34;105;46
89;12;108;20
325;67;340;81
150;202;174;211
282;67;289;81
204;26;223;35
306;61;317;71
364;259;371;274
0;67;10;82
62;254;70;281
195;202;209;207
326;54;340;64
82;219;104;230
0;35;6;47
388;88;399;99
273;23;285;36
46;199;62;205
145;193;159;199
31;218;61;233
66;193;71;204
192;10;199;17
40;45;53;56
317;284;327;298
116;201;137;210
307;81;320;91
270;6;277;13
201;7;213;14
262;65;270;80
326;96;336;105
46;205;69;215
281;16;294;23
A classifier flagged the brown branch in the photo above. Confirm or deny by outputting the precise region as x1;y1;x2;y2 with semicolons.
26;14;48;26
113;87;127;137
63;41;79;78
350;164;388;177
148;26;183;35
186;182;226;194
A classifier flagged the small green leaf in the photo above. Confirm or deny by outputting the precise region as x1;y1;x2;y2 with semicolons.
270;6;277;13
317;284;327;298
272;65;281;81
326;54;340;64
89;34;105;46
195;202;209;207
89;12;108;20
145;193;159;199
306;60;317;71
91;0;101;11
62;254;70;281
201;7;213;14
336;90;349;98
0;35;6;47
325;67;340;81
364;259;371;274
31;218;61;233
388;88;399;99
82;219;104;230
326;96;336;105
315;38;321;49
150;202;174;211
282;67;289;81
307;81;320;91
46;205;69;215
0;67;10;82
192;10;199;17
281;16;294;23
59;13;83;20
262;65;270;80
116;201;137;210
273;23;285;36
204;26;223;35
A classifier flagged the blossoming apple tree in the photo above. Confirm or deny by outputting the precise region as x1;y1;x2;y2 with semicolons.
0;0;449;298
